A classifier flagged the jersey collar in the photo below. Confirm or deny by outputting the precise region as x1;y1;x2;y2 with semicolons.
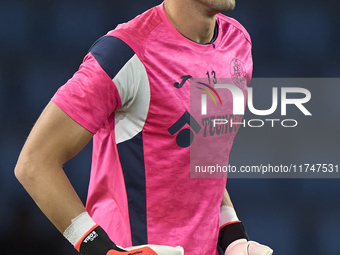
156;2;222;51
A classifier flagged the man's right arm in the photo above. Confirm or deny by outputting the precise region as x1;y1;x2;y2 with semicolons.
14;101;93;234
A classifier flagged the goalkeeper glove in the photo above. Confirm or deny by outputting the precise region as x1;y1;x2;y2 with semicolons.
225;239;273;255
218;206;273;255
77;227;184;255
64;211;184;255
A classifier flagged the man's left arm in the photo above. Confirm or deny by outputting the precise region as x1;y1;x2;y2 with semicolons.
219;189;273;255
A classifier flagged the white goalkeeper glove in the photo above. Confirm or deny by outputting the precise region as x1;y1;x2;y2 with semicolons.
219;206;273;255
225;239;273;255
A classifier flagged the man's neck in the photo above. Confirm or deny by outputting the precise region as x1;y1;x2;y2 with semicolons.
163;0;217;44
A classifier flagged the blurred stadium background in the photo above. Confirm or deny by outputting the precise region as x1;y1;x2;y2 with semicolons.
1;0;339;254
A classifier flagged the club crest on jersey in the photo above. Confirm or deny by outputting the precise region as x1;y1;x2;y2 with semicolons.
230;58;246;87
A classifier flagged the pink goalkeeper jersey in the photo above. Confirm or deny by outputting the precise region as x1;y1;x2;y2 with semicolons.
52;3;252;255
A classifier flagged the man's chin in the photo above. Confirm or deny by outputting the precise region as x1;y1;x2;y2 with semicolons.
214;0;236;13
223;0;236;12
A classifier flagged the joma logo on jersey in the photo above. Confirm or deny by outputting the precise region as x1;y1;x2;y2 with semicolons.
83;231;98;243
200;86;312;116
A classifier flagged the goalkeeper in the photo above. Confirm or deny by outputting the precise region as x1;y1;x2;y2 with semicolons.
15;0;273;255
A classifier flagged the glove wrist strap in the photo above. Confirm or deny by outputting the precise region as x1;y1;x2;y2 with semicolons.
218;221;249;251
63;211;124;255
76;225;125;255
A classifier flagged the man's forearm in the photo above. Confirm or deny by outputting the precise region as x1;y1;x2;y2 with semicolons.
221;189;234;208
15;102;93;234
15;161;86;233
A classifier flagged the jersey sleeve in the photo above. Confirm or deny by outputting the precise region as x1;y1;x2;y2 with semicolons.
51;36;136;134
